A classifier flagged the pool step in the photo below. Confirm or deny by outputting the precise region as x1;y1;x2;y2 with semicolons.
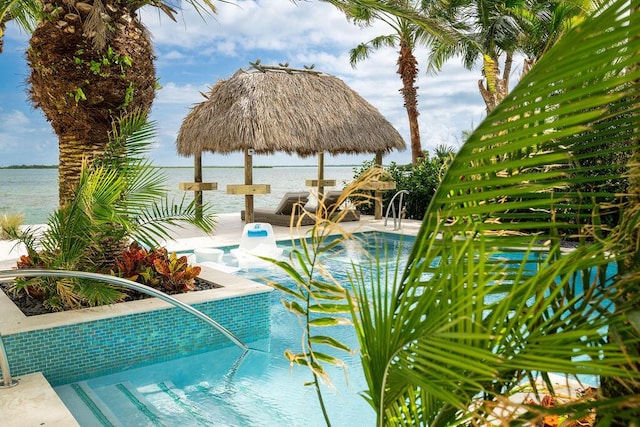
58;381;167;426
55;381;123;427
58;374;296;426
137;381;212;426
187;380;298;425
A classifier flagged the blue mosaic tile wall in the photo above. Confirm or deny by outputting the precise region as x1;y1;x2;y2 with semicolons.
2;292;270;386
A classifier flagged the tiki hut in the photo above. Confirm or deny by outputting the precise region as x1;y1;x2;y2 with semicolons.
176;62;406;222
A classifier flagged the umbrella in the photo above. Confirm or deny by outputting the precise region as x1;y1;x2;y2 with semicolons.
176;62;405;222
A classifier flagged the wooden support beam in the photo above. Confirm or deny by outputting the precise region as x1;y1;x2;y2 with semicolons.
227;184;271;195
360;181;397;191
305;179;336;187
179;182;217;191
374;151;384;219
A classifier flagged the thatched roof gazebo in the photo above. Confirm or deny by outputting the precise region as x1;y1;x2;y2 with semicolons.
176;62;406;222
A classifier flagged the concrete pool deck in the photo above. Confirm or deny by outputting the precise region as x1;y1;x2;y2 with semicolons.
0;213;421;426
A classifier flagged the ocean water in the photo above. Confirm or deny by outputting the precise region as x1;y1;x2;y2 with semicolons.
0;166;357;225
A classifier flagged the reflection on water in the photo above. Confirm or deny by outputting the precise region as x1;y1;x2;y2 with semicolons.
0;166;357;224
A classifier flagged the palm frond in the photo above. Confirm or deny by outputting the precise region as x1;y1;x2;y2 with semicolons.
0;0;40;31
131;195;216;248
351;0;640;424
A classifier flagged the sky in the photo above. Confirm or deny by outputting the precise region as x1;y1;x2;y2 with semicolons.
0;0;496;167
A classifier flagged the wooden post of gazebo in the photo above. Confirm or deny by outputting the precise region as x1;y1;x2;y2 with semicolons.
226;147;270;223
374;151;384;219
178;152;217;220
305;151;336;213
194;153;203;219
245;147;254;223
358;151;396;220
318;152;325;200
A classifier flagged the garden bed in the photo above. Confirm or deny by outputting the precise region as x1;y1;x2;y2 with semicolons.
0;276;221;316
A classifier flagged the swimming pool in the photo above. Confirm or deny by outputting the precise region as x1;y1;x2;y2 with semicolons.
51;233;616;426
54;232;415;426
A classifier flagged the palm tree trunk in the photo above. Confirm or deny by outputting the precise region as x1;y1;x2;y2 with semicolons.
57;133;93;204
0;21;5;54
27;0;156;205
397;40;423;165
479;53;512;114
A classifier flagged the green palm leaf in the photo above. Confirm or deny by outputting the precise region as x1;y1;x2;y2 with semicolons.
350;0;640;424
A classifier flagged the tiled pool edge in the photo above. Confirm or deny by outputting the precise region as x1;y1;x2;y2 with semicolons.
0;266;272;386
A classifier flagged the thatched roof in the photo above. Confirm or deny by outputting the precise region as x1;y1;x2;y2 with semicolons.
176;66;406;157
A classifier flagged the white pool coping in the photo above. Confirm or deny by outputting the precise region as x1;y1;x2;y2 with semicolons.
0;213;421;425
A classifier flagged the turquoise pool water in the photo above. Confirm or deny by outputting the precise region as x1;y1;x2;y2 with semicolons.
52;234;616;426
55;232;414;426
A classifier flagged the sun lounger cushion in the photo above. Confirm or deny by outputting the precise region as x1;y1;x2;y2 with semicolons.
305;190;360;222
273;191;310;215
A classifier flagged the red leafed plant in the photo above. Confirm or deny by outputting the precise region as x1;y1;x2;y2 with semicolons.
113;242;160;287
114;242;200;293
153;252;201;293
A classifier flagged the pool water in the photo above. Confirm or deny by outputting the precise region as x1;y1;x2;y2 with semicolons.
53;233;615;426
55;232;415;426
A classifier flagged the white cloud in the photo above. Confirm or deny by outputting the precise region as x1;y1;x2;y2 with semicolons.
0;110;30;129
0;108;58;164
162;50;188;60
155;82;208;105
1;0;495;167
141;0;384;54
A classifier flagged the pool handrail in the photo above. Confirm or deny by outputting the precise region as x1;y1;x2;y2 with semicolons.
384;190;410;230
0;269;249;386
0;334;17;388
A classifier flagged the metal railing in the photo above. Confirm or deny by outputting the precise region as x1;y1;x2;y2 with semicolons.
384;190;409;231
0;335;17;388
0;269;250;387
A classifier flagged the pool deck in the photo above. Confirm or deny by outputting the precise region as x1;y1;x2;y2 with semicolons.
0;212;421;426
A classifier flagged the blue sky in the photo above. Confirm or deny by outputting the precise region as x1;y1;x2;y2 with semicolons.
0;0;492;167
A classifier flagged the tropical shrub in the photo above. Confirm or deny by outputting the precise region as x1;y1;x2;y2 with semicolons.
345;0;640;425
352;149;452;220
8;111;215;311
152;251;201;293
112;241;203;292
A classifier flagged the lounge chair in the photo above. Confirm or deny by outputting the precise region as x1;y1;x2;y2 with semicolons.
241;191;314;226
307;190;360;222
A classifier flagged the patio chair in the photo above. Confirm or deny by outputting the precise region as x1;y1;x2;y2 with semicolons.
241;191;314;226
307;190;360;222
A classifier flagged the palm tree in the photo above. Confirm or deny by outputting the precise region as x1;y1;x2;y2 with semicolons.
516;0;590;76
346;0;640;423
25;0;218;205
426;0;590;113
324;0;455;166
0;0;40;54
426;0;527;114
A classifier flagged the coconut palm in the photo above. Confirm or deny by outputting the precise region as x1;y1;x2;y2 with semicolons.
342;1;429;165
425;0;591;113
324;0;456;166
425;0;527;113
344;0;640;424
0;0;40;53
25;0;218;205
516;0;590;76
